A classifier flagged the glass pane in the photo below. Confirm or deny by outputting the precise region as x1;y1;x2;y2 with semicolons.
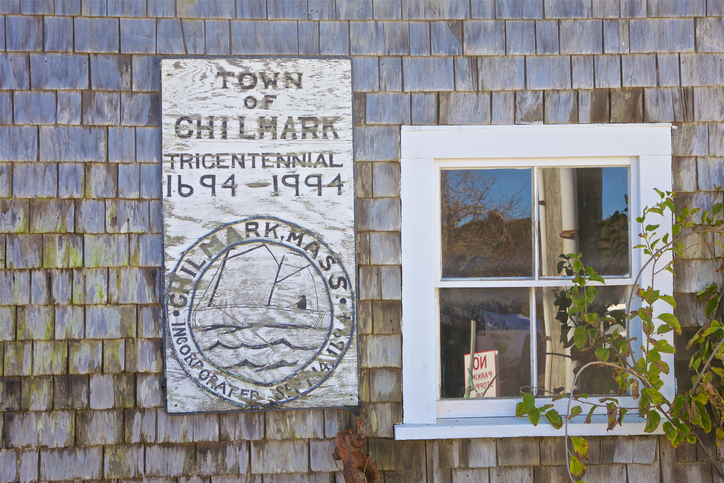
538;167;630;277
535;285;628;397
441;169;533;278
440;288;534;398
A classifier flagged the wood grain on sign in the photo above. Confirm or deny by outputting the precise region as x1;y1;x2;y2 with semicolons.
161;58;357;413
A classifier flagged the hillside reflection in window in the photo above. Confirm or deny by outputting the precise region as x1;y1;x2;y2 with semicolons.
440;288;542;398
441;169;532;278
538;167;630;277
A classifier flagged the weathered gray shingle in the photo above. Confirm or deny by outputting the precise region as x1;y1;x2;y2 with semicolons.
439;92;490;124
30;200;74;233
58;164;85;198
506;20;535;55
431;21;463;55
309;0;335;19
21;0;54;14
30;54;89;90
231;21;299;54
515;90;543;123
0;0;19;13
156;19;185;54
545;90;577;123
647;0;705;17
526;56;571;89
121;18;156;53
380;57;402;90
694;87;724;121
135;127;160;163
40;126;106;162
82;92;121;126
592;0;618;17
644;88;693;122
374;0;401;19
120;93;160;126
454;56;477;90
630;19;694;53
496;0;542;18
267;0;307;18
6;16;42;51
492;90;515;124
560;20;602;54
177;0;234;18
350;21;385;55
6;235;43;269
603;19;629;54
544;0;591;18
44;17;74;52
14;92;56;125
409;21;431;55
55;0;81;15
320;21;349;55
479;56;525;90
696;18;724;53
611;88;643;122
251;441;308;474
0;127;37;162
463;20;504;55
132;56;160;92
0;53;30;89
572;55;594;89
81;0;107;16
107;0;146;16
75;18;119;53
622;54;657;87
402;0;470;19
403;56;454;90
536;20;559;54
594;55;621;88
182;19;206;54
205;20;231;54
40;448;103;481
411;93;437;124
236;0;266;18
109;126;135;162
57;91;82;125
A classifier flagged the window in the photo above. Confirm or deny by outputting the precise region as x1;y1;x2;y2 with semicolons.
396;125;673;440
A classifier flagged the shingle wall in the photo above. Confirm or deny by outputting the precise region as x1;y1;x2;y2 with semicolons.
0;0;722;481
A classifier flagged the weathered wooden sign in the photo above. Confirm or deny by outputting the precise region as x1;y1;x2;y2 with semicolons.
161;58;357;413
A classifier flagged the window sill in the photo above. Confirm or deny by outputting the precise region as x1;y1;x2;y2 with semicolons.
394;414;659;440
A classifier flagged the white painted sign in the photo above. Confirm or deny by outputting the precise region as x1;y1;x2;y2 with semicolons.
161;58;357;413
464;350;498;398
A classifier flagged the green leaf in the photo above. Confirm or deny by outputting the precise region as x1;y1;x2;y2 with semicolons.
658;313;681;334
595;347;611;362
706;294;721;319
546;409;563;429
570;455;587;478
660;294;677;308
568;406;583;421
574;326;587;349
645;410;661;433
570;436;589;458
515;402;524;418
523;392;535;413
584;404;596;424
528;408;541;426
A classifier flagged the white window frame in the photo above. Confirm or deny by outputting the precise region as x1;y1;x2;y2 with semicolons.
395;124;673;440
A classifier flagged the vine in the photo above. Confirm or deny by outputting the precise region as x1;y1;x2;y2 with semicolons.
516;188;724;482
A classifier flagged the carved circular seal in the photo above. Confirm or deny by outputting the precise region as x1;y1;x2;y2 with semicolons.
165;216;355;409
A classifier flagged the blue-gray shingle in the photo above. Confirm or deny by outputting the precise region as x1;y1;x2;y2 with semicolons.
431;21;463;55
58;164;85;198
544;91;577;123
463;20;504;54
267;0;307;18
560;20;602;54
231;21;298;54
132;56;160;92
629;19;694;53
21;0;54;13
121;18;156;53
622;54;657;87
56;0;81;15
14;92;56;125
75;18;119;52
91;54;132;91
647;0;705;16
594;55;621;88
139;164;162;199
439;92;490;124
644;87;693;122
411;92;437;124
75;199;106;233
681;53;724;86
148;0;174;16
40;127;106;162
355;125;400;161
181;19;205;54
57;92;82;125
491;90;515;124
82;0;107;16
572;55;594;89
13;164;57;198
177;0;234;18
544;0;591;18
135;127;160;163
366;93;411;124
0;53;29;89
320;21;349;55
592;0;618;17
403;57;454;91
471;0;494;18
536;20;559;54
0;93;11;124
82;92;121;126
620;0;645;17
0;0;19;13
0;127;37;161
107;0;147;16
479;56;525;90
383;20;409;54
658;54;680;87
118;164;140;199
374;0;401;19
496;0;542;18
109;126;136;162
309;0;335;19
697;18;724;53
352;57;379;91
6;16;42;52
338;0;373;19
156;19;185;54
506;20;535;55
454;56;477;90
694;87;724;122
409;21;431;55
515;90;543;123
402;0;470;19
603;19;629;54
205;20;230;55
44;17;74;52
350;22;385;55
526;56;571;89
31;54;89;90
120;93;160;126
298;21;320;55
380;56;402;91
236;0;266;18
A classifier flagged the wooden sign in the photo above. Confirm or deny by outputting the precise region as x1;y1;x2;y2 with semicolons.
161;58;357;413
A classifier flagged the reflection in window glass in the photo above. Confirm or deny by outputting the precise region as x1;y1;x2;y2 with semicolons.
536;285;628;396
440;288;540;398
538;167;630;277
441;169;533;278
